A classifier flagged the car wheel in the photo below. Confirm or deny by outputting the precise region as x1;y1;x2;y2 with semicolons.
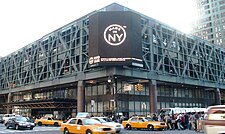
6;123;9;129
126;124;131;130
15;124;19;130
30;127;33;130
38;122;42;126
86;129;92;134
64;128;70;134
54;122;58;127
148;125;154;131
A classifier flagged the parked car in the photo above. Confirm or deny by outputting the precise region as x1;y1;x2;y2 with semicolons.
60;117;116;134
35;117;63;126
92;117;124;133
204;105;225;134
5;116;35;130
122;116;167;131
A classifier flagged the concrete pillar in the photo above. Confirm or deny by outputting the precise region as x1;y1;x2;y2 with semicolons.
149;80;157;114
7;92;12;114
77;81;85;112
215;88;221;105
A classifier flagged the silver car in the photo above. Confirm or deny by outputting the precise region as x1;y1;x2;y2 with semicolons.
92;117;124;133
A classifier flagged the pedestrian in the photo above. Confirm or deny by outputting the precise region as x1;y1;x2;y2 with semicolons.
152;114;158;121
194;112;200;131
176;113;183;130
164;114;172;130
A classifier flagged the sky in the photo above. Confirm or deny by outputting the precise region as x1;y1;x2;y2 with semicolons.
0;0;197;57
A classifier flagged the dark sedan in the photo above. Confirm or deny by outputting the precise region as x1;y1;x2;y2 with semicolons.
5;116;35;130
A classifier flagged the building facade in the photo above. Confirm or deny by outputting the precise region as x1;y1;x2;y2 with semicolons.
0;3;225;118
192;0;225;47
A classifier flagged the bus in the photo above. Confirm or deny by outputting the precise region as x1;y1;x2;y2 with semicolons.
159;107;207;115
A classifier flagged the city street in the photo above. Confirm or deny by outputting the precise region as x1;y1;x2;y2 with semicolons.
0;123;203;134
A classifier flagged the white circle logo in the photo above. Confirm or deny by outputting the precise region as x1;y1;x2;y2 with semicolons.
104;24;126;46
89;57;93;64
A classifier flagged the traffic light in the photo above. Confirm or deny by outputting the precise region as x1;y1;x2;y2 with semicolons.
135;84;143;91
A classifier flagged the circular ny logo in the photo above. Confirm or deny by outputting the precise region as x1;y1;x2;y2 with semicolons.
104;24;126;46
89;57;93;64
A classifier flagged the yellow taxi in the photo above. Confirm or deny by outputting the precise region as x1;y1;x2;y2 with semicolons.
35;117;63;126
60;117;116;134
204;105;225;134
122;116;167;131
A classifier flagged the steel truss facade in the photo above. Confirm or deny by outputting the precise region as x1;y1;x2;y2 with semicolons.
1;4;225;93
141;17;225;87
0;15;90;92
0;3;224;108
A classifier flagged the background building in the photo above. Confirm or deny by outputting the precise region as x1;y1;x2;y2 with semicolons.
192;0;225;47
0;3;224;118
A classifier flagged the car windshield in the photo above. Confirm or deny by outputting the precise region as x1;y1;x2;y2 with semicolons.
95;118;107;123
102;118;112;122
139;118;148;122
16;117;28;122
145;117;153;121
83;119;101;125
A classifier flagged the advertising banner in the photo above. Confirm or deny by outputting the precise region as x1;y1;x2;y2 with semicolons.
89;11;143;67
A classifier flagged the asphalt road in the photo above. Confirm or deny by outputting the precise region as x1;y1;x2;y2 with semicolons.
0;123;203;134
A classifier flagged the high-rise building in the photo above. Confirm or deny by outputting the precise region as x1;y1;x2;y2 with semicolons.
192;0;225;47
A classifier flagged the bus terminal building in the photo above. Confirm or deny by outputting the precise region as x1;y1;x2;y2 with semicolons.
0;3;225;117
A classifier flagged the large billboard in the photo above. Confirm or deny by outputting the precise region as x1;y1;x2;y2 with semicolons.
88;11;143;67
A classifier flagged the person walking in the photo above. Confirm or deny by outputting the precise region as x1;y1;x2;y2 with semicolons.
164;114;172;130
176;113;183;130
194;112;200;131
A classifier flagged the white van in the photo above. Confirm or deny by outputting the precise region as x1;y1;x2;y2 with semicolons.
2;114;19;124
204;105;225;134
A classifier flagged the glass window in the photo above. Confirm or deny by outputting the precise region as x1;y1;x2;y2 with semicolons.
146;87;149;95
174;88;178;97
135;101;141;112
181;89;186;97
178;88;182;97
161;102;165;108
98;85;103;95
97;101;103;112
164;88;171;97
129;112;134;117
174;103;178;107
157;102;160;110
117;82;122;94
161;87;166;96
103;85;107;94
146;102;150;113
139;118;145;122
129;101;134;111
92;86;97;96
86;102;91;112
166;102;170;108
103;101;109;111
131;118;138;122
140;85;145;95
135;90;140;95
130;85;135;94
185;89;189;98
